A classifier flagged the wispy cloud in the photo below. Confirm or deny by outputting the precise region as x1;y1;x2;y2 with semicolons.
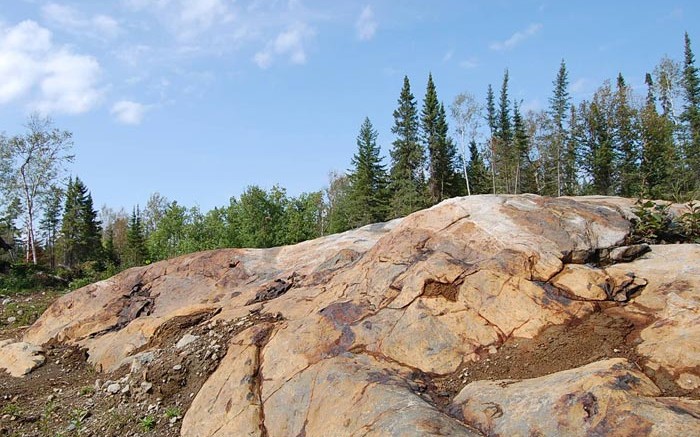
42;3;121;40
459;57;479;69
356;5;377;41
111;100;148;124
489;23;542;51
442;50;453;62
0;20;102;114
124;0;235;42
571;78;588;93
254;23;315;69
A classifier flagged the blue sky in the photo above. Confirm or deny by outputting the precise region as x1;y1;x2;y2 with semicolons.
0;0;696;211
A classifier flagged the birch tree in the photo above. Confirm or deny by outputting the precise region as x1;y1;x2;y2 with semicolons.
0;115;73;264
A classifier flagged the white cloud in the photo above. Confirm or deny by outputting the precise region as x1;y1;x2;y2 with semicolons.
42;3;121;40
356;5;377;41
253;23;314;68
489;23;542;51
111;100;147;124
442;50;453;62
0;20;102;114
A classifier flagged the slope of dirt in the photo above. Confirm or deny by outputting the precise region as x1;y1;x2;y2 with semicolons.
0;289;281;436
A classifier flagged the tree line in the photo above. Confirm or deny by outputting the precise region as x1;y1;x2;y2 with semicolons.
1;32;698;286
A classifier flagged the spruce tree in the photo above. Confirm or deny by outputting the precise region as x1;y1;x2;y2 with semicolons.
512;102;535;193
485;84;497;194
496;70;515;193
124;206;148;267
563;105;580;195
467;141;489;194
548;60;570;196
348;117;389;227
59;177;102;268
641;73;676;198
389;76;426;217
40;185;63;269
420;74;460;203
681;32;700;188
579;83;616;195
614;73;641;197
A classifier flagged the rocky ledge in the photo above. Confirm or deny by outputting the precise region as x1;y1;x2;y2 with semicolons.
2;195;699;436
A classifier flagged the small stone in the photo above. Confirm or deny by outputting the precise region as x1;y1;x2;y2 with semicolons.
170;416;179;424
47;394;55;402
16;309;23;316
176;334;199;349
613;348;621;353
106;383;121;394
211;353;218;361
121;384;130;394
1;298;11;305
173;364;183;371
488;346;497;354
140;382;153;393
6;317;16;324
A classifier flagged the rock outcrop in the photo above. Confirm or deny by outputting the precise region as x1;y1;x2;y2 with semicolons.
2;195;699;436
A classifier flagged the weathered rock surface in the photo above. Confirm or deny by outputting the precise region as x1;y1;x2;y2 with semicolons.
450;358;700;437
4;195;700;436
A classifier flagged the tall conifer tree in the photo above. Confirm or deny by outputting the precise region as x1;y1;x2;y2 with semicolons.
389;76;426;217
681;32;700;187
348;117;388;227
548;60;571;196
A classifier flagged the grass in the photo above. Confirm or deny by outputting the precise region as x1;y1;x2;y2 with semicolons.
164;406;181;419
1;403;21;416
79;385;95;396
140;414;156;432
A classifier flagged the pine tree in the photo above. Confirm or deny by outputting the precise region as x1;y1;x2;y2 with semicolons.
467;141;489;194
124;206;148;267
614;73;641;197
389;76;426;217
59;177;102;268
348;117;389;227
548;60;570;196
681;32;700;188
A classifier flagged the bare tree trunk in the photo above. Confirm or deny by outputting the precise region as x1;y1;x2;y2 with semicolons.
20;165;37;264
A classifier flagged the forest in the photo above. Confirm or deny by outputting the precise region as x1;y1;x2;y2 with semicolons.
1;32;699;290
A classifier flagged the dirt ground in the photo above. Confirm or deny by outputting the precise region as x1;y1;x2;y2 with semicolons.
1;291;698;436
0;290;279;437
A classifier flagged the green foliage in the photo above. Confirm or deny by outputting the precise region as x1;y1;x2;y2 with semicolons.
467;141;490;194
0;262;63;293
681;32;700;188
389;76;427;218
679;202;700;242
59;177;103;269
631;199;679;244
124;206;149;267
140;414;156;431
347;117;389;228
164;406;181;419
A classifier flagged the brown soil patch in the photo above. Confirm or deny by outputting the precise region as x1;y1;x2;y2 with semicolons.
429;304;696;410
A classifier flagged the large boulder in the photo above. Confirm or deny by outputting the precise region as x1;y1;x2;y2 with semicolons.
6;195;700;436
